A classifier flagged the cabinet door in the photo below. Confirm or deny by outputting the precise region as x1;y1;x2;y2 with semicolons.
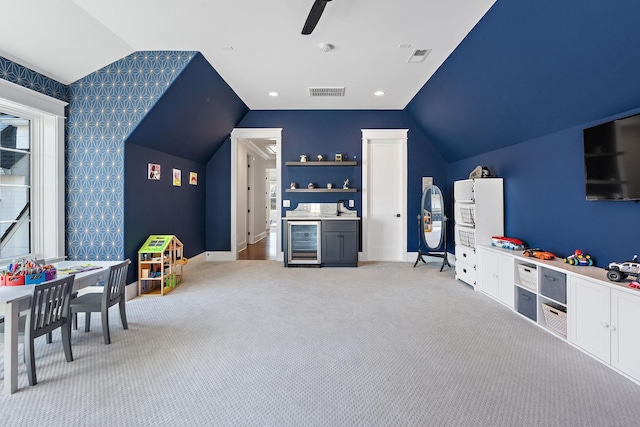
479;249;500;299
497;253;514;309
611;290;640;382
322;232;342;264
570;276;611;363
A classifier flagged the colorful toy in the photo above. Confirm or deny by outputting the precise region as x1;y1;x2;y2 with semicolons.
523;248;556;260
563;249;595;266
491;236;525;251
605;255;640;282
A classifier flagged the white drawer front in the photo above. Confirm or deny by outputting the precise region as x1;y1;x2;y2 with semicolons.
455;244;476;266
455;261;476;286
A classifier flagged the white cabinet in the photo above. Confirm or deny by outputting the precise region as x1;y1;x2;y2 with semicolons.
570;275;640;382
454;178;503;288
478;247;514;308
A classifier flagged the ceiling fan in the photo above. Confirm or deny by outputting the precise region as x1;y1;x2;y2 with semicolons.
302;0;333;35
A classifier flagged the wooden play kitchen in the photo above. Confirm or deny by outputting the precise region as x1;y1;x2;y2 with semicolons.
137;235;186;296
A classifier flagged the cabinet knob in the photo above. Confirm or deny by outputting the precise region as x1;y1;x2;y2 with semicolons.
610;325;617;332
601;322;610;329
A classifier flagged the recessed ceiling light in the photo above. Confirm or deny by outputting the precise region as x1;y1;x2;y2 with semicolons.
374;91;385;96
269;92;279;97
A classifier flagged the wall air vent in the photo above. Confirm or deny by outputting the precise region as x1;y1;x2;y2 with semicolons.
309;87;346;97
408;48;432;63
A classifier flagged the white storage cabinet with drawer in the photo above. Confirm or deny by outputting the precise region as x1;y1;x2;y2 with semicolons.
453;178;504;288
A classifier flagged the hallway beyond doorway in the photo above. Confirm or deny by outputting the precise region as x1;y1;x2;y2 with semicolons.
238;226;277;260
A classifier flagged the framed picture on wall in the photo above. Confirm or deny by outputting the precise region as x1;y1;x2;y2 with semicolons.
189;172;198;185
148;163;161;180
173;169;181;186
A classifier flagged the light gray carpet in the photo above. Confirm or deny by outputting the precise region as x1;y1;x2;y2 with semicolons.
1;260;639;426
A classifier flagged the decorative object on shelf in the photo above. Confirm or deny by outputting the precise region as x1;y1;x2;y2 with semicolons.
300;155;307;162
605;255;640;282
317;154;323;161
523;248;556;260
468;165;492;179
335;153;342;161
290;182;297;189
563;249;595;266
491;236;525;250
343;179;350;189
308;182;315;189
327;183;333;189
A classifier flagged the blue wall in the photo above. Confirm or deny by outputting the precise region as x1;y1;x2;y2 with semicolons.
0;56;67;102
204;110;448;252
448;107;640;266
124;143;206;281
205;138;232;251
66;52;195;261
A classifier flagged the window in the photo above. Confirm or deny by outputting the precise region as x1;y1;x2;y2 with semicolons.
0;79;66;263
0;112;31;258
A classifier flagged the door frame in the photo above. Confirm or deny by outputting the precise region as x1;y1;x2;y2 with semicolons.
231;128;283;261
361;129;408;261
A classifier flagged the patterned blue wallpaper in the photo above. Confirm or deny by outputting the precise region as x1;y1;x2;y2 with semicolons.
0;56;68;101
66;51;195;260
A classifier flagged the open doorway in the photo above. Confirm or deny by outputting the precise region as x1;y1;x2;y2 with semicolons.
231;128;282;261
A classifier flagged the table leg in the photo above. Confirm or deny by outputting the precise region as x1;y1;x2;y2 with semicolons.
3;302;19;394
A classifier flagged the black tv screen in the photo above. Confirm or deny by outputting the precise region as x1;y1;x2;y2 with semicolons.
583;113;640;200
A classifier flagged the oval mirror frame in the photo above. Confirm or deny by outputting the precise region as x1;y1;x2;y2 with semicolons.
421;185;444;250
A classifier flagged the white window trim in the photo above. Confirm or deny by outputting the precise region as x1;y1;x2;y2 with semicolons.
0;78;67;263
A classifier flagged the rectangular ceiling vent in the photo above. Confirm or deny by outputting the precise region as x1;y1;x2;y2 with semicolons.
309;87;346;97
408;48;432;63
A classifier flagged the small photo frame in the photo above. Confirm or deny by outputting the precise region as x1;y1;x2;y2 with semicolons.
189;172;198;185
148;163;161;180
335;153;342;162
173;169;181;186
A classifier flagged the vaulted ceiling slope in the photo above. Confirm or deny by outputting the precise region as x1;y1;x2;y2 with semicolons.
405;0;640;162
127;53;249;161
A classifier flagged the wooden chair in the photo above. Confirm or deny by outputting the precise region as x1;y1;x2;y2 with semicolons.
70;260;130;344
0;275;75;386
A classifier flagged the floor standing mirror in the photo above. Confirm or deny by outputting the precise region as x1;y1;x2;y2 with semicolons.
414;185;451;271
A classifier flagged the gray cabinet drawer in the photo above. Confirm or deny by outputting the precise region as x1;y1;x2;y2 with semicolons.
540;267;567;304
322;220;358;232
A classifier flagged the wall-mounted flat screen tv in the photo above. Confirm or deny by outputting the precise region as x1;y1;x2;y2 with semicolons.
583;113;640;200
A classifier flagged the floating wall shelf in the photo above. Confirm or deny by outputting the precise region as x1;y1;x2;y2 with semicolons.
285;161;357;166
286;188;357;193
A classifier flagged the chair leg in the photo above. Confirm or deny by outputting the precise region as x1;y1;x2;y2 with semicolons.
61;322;74;362
73;312;78;330
119;300;128;330
46;332;52;344
25;338;37;386
102;311;111;345
84;312;91;332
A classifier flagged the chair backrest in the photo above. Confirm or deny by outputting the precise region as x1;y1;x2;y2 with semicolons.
103;260;130;309
27;275;75;341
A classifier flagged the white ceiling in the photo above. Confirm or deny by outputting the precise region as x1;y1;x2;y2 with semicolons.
0;0;495;110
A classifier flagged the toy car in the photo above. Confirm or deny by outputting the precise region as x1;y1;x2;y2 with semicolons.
523;249;556;260
605;255;640;282
563;250;595;266
491;236;525;251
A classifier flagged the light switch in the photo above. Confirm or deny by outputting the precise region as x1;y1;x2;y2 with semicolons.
348;200;354;207
283;199;290;207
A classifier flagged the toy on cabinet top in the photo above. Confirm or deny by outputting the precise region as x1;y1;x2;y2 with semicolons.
605;255;640;284
563;249;595;266
523;248;556;260
491;236;525;251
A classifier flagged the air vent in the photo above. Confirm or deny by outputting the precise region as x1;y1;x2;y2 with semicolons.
309;87;346;97
408;48;432;63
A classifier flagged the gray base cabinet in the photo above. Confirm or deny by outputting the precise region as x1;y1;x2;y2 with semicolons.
321;220;359;267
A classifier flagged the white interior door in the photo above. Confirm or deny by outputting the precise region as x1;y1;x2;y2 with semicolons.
362;130;407;261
